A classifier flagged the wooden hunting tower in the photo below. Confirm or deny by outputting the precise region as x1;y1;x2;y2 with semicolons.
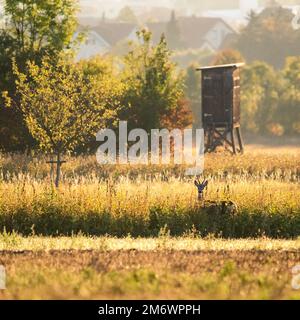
197;63;244;154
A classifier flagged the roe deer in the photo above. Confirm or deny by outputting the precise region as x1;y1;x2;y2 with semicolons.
194;179;208;200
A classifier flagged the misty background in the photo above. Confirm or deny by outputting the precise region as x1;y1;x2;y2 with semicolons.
0;0;299;153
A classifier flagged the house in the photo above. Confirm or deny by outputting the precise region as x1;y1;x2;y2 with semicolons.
93;22;137;47
147;16;237;52
75;30;111;60
76;16;238;60
165;16;236;51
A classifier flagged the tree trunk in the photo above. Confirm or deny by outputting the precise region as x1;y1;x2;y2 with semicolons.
50;155;54;183
55;152;61;188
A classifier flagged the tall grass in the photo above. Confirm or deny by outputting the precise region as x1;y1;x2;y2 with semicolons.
0;150;299;238
1;149;299;181
0;176;299;238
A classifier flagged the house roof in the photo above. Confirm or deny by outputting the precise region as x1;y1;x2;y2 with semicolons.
85;16;237;49
146;17;236;49
146;16;236;48
93;22;136;46
145;22;166;43
179;16;236;49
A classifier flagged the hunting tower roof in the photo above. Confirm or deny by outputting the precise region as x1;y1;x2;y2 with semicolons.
197;63;245;71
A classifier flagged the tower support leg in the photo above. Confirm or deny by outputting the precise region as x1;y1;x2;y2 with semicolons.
230;129;237;154
236;127;244;154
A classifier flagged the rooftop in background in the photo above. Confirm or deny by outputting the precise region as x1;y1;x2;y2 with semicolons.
75;15;239;61
79;16;238;49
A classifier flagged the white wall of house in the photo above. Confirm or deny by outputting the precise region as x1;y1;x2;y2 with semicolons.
76;31;111;61
204;21;234;50
199;41;215;53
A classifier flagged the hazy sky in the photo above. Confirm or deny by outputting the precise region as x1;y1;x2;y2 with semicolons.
78;0;256;17
0;0;299;18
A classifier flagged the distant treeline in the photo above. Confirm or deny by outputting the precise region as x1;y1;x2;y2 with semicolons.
185;54;300;137
0;1;299;155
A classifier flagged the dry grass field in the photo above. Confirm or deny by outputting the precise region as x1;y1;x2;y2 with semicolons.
0;146;299;238
0;143;300;299
0;246;300;299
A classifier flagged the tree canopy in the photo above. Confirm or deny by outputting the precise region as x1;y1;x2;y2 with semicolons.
122;30;185;132
0;0;79;151
117;6;138;23
236;6;300;68
10;57;124;153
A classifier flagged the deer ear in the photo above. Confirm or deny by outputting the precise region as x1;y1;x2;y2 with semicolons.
194;180;199;187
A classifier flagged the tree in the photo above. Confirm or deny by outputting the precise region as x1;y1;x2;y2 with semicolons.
240;61;282;134
76;55;130;152
77;55;115;80
184;64;201;102
160;98;193;130
279;56;300;134
212;49;245;65
0;0;79;151
184;64;202;128
236;6;300;68
3;0;78;60
122;29;184;132
117;6;137;23
6;57;124;186
166;10;182;49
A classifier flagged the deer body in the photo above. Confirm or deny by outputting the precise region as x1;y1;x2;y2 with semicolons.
194;179;238;215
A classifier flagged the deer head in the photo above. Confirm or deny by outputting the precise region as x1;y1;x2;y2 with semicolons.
194;179;208;200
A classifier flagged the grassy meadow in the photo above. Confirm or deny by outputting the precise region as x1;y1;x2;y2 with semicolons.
0;147;299;238
0;144;300;299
